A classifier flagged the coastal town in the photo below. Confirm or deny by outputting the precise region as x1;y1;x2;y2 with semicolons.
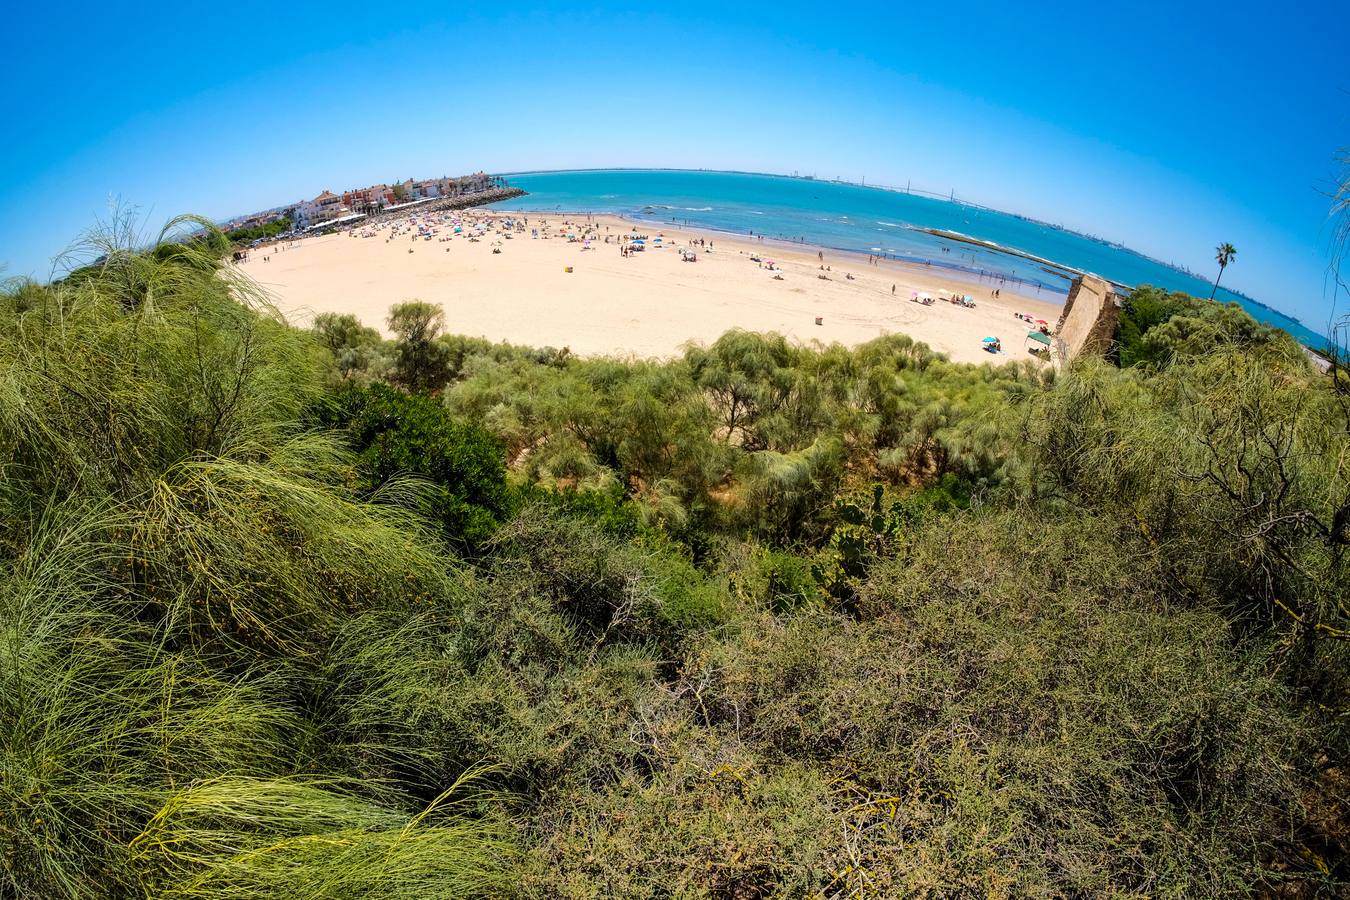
222;170;520;236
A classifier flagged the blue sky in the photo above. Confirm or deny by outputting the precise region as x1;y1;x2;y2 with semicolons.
2;1;1345;328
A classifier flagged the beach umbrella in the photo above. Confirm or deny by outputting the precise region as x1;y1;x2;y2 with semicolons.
1035;319;1048;325
1026;331;1051;346
982;336;999;344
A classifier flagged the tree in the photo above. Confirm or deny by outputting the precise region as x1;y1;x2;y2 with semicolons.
312;313;389;381
325;382;509;549
1210;242;1237;300
224;216;291;244
388;300;451;392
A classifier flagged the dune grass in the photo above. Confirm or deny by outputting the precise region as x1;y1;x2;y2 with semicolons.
0;222;514;898
2;216;1346;895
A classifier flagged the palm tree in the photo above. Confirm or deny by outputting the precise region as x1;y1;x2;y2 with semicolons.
1210;242;1237;299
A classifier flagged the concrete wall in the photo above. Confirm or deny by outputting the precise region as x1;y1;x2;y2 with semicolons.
1055;275;1120;363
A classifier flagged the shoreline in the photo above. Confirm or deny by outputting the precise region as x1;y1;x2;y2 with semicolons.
489;167;1269;307
495;204;1071;302
243;209;1064;365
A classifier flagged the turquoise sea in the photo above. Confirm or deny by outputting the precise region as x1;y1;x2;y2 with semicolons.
490;169;1328;351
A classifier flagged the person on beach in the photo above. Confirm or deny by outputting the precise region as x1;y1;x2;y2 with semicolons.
892;284;896;295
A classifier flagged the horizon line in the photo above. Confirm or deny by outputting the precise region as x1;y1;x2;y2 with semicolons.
490;166;1283;316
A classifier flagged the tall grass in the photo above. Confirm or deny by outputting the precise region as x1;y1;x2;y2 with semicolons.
129;771;513;899
0;219;514;898
3;214;1346;895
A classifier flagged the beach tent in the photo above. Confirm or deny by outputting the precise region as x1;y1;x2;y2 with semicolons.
1026;330;1051;346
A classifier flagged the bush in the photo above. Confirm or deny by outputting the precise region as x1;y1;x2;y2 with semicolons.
388;301;452;391
225;216;291;243
488;506;731;653
313;312;391;382
320;383;508;549
725;542;823;612
1116;285;1291;367
680;512;1312;896
511;481;646;538
4;213;1345;895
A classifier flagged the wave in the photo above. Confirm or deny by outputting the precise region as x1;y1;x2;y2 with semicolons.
494;169;1324;346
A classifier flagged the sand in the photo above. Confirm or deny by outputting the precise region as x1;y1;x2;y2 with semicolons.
238;212;1064;365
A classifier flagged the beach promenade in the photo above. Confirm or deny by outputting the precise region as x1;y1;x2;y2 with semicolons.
239;212;1064;365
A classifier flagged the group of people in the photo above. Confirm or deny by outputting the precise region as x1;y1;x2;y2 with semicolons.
1015;312;1051;335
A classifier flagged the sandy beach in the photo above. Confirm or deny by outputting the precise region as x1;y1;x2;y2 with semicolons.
239;212;1064;365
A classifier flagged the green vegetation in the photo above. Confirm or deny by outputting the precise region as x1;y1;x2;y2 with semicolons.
1211;240;1238;299
317;382;509;550
2;221;1346;897
1115;283;1290;367
388;300;454;391
224;216;291;244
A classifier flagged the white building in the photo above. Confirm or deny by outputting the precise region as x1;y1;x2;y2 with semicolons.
290;197;320;227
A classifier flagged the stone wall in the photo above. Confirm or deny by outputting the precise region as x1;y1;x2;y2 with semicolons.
1055;275;1121;362
381;187;526;218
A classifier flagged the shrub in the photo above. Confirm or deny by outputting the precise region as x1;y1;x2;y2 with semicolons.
321;383;508;550
682;512;1312;896
388;300;452;391
488;506;731;653
312;312;391;382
